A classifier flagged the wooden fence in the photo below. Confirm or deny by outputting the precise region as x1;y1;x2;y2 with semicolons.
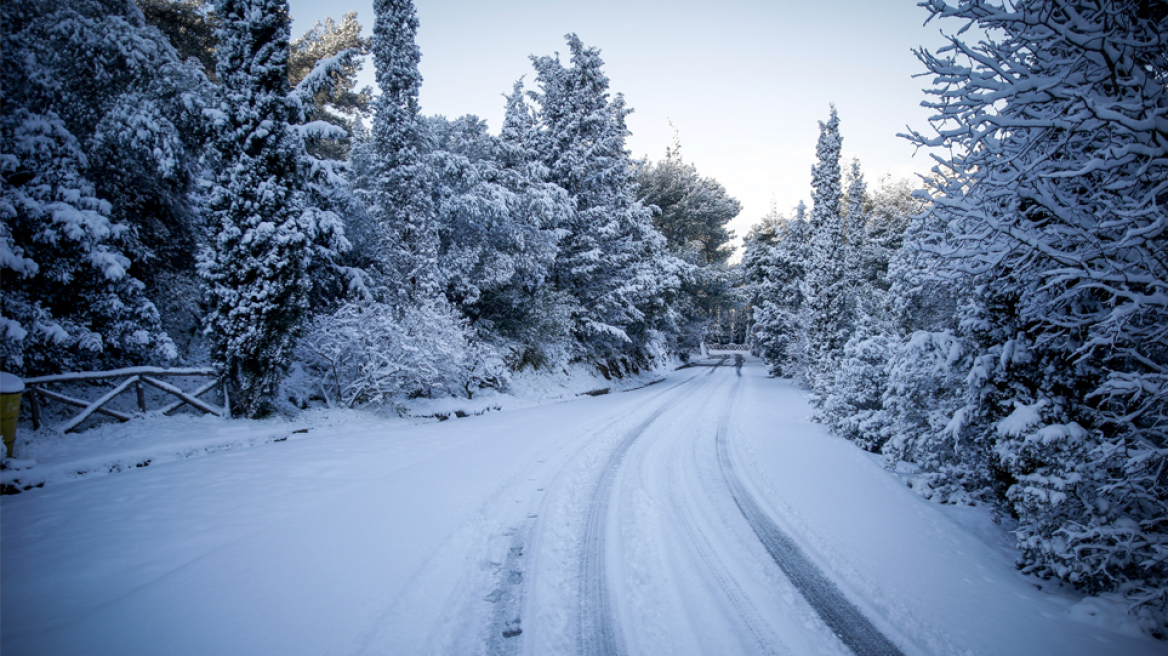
22;367;227;433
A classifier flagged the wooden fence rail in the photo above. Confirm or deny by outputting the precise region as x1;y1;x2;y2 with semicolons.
22;367;227;433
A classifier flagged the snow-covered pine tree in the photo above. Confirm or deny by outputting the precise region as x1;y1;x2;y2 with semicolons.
819;313;896;452
529;35;680;364
800;106;852;392
424;112;558;313
137;0;219;78
818;176;924;451
288;12;373;160
860;179;921;299
842;159;866;253
0;0;213;374
904;0;1168;622
746;202;809;377
885;190;960;337
840;159;870;311
350;0;437;303
636;130;741;352
879;327;986;503
458;80;575;369
285;19;370;308
636;131;740;267
741;204;782;356
201;0;343;417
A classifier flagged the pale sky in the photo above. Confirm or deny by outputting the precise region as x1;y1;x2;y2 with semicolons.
288;0;953;254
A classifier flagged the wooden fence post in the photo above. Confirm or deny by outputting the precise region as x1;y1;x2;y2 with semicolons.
29;386;41;431
135;378;146;413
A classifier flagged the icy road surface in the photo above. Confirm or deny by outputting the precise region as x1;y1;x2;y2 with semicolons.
2;357;1161;655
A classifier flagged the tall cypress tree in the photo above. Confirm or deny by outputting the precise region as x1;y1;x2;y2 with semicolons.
801;106;851;392
201;0;333;417
351;0;437;303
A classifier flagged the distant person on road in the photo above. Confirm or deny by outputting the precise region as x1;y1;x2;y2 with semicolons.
734;353;744;376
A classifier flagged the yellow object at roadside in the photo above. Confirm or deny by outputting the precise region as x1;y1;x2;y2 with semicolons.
1;372;25;458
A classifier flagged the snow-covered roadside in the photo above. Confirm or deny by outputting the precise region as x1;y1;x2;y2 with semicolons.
729;369;1162;650
0;364;703;656
2;357;1163;655
1;359;676;494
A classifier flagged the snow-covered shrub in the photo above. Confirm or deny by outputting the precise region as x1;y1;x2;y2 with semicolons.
980;329;1168;615
297;299;507;408
880;330;986;504
492;288;576;373
819;322;895;452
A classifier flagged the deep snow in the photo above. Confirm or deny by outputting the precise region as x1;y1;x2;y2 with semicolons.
1;356;1161;655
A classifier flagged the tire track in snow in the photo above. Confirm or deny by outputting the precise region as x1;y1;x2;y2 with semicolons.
479;367;712;655
716;378;905;656
663;417;791;654
578;363;723;656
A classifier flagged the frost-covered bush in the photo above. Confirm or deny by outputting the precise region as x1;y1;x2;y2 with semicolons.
490;288;576;373
297;300;507;408
880;330;987;504
975;326;1168;614
819;322;895;452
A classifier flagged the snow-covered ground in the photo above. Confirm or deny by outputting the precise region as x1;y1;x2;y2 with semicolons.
1;356;1161;655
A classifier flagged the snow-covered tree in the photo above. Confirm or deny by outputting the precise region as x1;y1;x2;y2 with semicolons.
350;0;436;303
426;83;575;369
637;130;740;267
858;178;921;297
529;35;681;363
200;0;345;417
819;314;896;452
746;202;809;376
636;130;740;352
137;0;219;77
902;0;1168;619
424;110;570;347
800;106;852;391
880;328;986;504
0;0;213;374
841;159;867;253
289;12;372;160
817;176;925;452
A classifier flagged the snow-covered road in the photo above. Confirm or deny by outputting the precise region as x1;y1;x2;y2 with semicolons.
2;357;1161;655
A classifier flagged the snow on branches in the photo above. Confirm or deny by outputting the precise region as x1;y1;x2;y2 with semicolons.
901;0;1168;619
200;0;346;417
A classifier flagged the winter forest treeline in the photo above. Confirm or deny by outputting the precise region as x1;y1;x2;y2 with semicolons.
2;0;1166;630
1;0;740;413
743;1;1167;628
